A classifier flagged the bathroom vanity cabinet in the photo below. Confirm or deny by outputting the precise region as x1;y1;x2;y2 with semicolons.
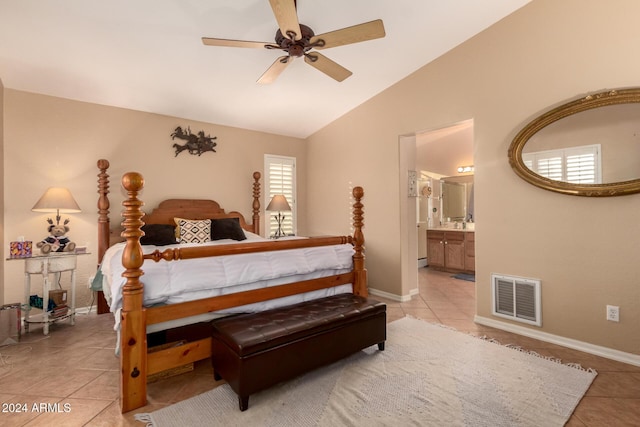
427;230;474;273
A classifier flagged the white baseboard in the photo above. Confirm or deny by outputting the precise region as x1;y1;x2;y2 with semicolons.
475;315;640;367
369;287;418;302
75;305;98;315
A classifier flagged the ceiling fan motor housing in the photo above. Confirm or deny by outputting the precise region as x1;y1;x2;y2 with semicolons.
275;24;316;57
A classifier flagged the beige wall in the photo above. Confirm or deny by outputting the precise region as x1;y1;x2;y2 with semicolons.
0;78;4;305
2;90;306;308
307;0;640;355
416;122;474;177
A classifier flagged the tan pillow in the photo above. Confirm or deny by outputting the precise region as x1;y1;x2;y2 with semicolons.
175;218;211;244
173;217;203;238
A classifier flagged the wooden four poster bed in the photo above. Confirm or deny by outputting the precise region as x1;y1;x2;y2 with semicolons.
95;160;369;413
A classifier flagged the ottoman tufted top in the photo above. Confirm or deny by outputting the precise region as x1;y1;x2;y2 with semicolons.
211;293;386;356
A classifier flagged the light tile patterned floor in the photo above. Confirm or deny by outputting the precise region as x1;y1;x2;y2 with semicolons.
0;267;638;426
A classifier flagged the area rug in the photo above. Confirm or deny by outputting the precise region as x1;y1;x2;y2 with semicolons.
135;317;596;427
452;273;476;282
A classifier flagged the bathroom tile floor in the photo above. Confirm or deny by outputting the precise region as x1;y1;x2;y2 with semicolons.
0;267;638;426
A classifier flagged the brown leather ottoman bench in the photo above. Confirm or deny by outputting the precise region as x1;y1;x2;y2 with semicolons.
210;293;386;411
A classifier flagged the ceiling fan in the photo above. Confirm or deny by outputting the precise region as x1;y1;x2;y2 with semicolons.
201;0;385;84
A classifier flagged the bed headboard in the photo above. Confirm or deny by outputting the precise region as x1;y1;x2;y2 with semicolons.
143;198;258;234
96;159;261;260
143;170;261;234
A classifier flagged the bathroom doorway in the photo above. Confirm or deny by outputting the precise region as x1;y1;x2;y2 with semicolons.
398;119;474;299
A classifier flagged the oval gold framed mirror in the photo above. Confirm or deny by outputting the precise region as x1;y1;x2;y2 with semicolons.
508;88;640;196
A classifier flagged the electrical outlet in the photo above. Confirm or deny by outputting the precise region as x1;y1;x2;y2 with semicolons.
606;305;620;322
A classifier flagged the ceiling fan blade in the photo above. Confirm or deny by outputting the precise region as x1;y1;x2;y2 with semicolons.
304;52;352;82
258;56;293;84
269;0;301;40
202;37;271;49
310;19;385;49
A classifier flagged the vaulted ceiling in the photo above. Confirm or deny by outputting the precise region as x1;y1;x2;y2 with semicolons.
0;0;531;138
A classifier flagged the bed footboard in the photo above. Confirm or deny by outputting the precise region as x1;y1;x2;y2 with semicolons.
116;171;366;413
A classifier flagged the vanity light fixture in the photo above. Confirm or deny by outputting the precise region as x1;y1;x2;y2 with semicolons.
457;165;474;173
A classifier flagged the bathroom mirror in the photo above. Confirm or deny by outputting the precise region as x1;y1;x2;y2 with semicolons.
508;88;640;196
440;175;474;221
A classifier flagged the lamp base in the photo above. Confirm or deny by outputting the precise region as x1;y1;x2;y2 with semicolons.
272;212;286;239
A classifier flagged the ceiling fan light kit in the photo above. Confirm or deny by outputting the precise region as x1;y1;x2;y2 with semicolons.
201;0;385;84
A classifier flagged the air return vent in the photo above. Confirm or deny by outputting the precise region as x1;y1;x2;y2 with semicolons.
491;274;541;326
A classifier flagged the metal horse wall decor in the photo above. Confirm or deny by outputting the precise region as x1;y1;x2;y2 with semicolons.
171;126;217;157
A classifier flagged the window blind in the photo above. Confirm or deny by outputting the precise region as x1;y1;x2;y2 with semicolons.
522;144;601;184
264;155;296;237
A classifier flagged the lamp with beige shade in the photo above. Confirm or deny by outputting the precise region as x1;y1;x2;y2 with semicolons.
32;187;81;253
266;194;291;238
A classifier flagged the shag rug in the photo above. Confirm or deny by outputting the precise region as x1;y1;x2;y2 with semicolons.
136;317;596;427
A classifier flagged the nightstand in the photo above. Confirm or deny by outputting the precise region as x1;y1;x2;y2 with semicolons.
10;253;86;335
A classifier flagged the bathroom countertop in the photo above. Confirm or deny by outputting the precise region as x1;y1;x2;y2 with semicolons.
428;226;475;232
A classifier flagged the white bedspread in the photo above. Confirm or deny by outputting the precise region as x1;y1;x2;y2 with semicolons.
100;233;355;316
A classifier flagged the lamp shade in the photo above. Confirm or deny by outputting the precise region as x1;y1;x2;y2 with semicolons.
32;187;81;213
266;194;291;212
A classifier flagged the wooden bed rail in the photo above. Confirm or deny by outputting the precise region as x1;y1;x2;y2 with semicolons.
146;273;356;326
113;169;366;413
145;235;351;262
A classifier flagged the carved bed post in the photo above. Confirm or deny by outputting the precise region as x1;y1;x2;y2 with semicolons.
96;159;111;314
119;172;147;413
252;171;261;235
351;186;368;297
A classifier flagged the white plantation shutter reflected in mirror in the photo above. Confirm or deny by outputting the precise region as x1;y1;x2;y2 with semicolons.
522;144;601;184
566;148;599;183
536;156;563;181
264;155;296;237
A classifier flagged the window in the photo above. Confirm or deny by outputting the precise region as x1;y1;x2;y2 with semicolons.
264;155;296;237
522;144;601;184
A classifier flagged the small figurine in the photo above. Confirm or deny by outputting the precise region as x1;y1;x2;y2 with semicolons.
37;218;76;254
